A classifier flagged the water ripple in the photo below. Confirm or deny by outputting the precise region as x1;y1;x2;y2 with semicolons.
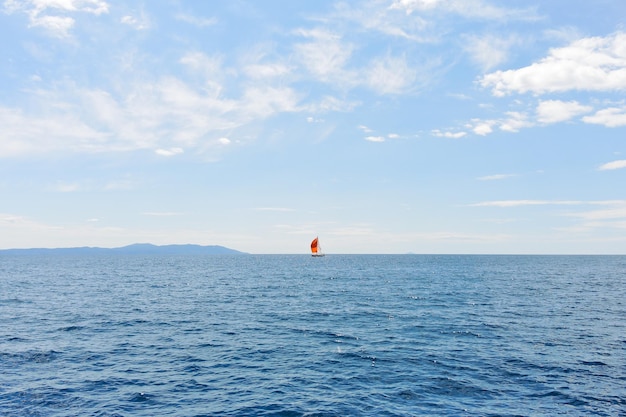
1;254;624;416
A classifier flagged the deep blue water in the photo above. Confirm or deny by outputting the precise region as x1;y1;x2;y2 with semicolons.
1;254;625;416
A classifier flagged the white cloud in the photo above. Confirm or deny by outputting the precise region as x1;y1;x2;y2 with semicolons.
459;112;532;136
472;120;494;136
583;106;626;127
480;32;626;96
499;111;532;132
390;0;441;13
355;131;400;141
536;100;592;124
4;0;109;37
26;0;109;14
29;14;74;35
155;147;184;157
598;160;626;171
431;129;467;138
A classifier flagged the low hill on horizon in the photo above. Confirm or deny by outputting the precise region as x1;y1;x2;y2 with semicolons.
0;243;247;255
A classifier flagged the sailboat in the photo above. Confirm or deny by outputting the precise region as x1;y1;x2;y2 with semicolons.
310;237;325;257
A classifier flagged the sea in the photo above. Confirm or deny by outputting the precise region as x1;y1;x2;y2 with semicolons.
1;254;624;416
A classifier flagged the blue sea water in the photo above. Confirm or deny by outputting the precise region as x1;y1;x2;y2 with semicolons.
1;254;625;416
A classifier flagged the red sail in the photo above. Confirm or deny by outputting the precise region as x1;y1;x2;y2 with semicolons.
310;237;318;254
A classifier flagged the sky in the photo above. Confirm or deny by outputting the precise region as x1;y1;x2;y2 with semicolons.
1;0;626;254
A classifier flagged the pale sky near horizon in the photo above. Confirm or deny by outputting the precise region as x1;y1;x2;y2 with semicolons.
1;0;625;254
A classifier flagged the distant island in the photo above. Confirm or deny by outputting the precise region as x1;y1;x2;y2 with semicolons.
0;243;247;255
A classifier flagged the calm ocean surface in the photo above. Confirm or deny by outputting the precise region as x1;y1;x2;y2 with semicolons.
1;254;625;416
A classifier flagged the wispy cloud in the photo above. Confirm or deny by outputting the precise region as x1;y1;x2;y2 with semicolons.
463;33;521;71
104;179;136;191
53;182;82;193
121;13;150;30
0;213;61;230
365;54;417;94
175;13;217;27
471;200;582;207
293;28;355;84
566;201;626;221
0;50;300;159
389;0;538;21
332;1;433;42
477;174;517;181
471;199;626;235
254;207;296;212
0;105;109;157
471;199;626;228
3;0;109;37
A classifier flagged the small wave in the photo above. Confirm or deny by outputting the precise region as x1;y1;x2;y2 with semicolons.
0;298;30;305
580;360;608;366
58;325;86;332
128;392;151;403
5;336;28;342
1;349;61;365
528;390;589;407
222;404;306;417
336;350;377;363
425;376;497;400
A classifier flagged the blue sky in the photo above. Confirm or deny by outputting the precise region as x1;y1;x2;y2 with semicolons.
1;0;625;254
